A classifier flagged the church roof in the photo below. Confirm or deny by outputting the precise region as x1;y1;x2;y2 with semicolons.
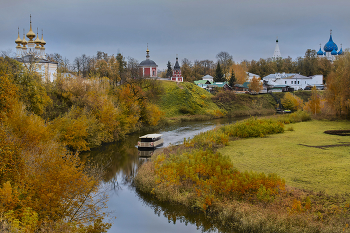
317;47;324;56
139;59;157;67
331;48;338;55
338;47;343;55
174;58;180;70
263;73;297;80
286;74;310;79
139;45;158;67
202;74;214;80
324;34;338;52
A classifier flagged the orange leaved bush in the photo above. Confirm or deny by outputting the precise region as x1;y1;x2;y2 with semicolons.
154;149;285;210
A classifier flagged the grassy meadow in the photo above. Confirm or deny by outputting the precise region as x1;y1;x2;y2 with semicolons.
219;120;350;194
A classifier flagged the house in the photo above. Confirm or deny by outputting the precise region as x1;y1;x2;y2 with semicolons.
194;80;212;88
263;73;324;90
202;74;214;83
206;82;232;93
234;82;250;92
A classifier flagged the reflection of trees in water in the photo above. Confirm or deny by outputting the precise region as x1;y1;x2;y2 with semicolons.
80;134;142;184
135;189;236;233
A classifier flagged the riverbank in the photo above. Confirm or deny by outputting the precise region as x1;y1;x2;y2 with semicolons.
134;112;350;233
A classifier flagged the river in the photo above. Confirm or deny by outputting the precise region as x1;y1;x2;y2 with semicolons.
81;117;247;232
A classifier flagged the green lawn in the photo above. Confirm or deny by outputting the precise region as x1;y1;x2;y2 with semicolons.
218;120;350;194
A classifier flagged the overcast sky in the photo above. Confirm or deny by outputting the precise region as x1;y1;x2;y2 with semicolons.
1;0;349;70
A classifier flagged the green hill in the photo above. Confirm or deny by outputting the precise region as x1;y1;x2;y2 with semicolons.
157;81;223;118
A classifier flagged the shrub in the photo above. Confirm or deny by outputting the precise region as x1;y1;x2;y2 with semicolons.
281;92;304;111
153;149;285;211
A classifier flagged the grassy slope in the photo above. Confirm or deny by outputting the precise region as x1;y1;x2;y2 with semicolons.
214;93;277;117
157;81;221;117
218;120;350;194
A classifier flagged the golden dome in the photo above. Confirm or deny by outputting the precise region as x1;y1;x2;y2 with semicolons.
22;32;27;47
34;29;41;48
15;27;22;45
40;31;46;47
26;15;35;41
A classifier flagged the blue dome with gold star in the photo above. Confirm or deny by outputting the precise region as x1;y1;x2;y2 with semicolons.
324;34;338;52
317;47;324;56
331;48;338;55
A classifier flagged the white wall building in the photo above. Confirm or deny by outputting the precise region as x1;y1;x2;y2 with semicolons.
263;73;323;90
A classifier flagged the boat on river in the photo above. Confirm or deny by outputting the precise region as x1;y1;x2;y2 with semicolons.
137;134;163;149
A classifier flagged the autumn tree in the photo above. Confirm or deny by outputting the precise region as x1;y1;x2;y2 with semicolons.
281;92;304;111
181;58;192;81
0;63;111;230
248;76;263;93
230;63;247;84
325;51;350;117
304;86;321;115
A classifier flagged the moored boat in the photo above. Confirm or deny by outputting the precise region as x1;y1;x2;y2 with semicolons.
137;134;163;149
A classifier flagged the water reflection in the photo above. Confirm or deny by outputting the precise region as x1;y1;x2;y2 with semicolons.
80;117;247;232
135;188;237;233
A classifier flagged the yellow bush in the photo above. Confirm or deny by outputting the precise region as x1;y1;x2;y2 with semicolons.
281;92;303;111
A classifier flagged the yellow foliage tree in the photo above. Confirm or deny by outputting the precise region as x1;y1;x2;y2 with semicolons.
281;92;304;111
248;76;263;93
304;86;321;115
326;52;350;117
0;75;18;120
228;63;247;84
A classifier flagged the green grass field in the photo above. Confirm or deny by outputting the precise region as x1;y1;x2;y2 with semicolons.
218;120;350;194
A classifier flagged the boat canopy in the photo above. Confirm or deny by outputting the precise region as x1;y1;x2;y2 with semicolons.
139;134;162;139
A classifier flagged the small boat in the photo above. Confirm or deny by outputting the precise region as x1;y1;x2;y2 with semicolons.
137;134;163;149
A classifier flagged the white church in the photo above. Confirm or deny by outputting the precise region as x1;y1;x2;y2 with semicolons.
14;15;57;82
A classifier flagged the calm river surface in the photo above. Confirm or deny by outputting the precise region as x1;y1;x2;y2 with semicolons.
81;117;247;233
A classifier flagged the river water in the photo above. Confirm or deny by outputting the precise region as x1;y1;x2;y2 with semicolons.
81;117;247;233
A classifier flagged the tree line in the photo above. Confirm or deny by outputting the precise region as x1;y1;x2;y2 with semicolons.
160;49;333;85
